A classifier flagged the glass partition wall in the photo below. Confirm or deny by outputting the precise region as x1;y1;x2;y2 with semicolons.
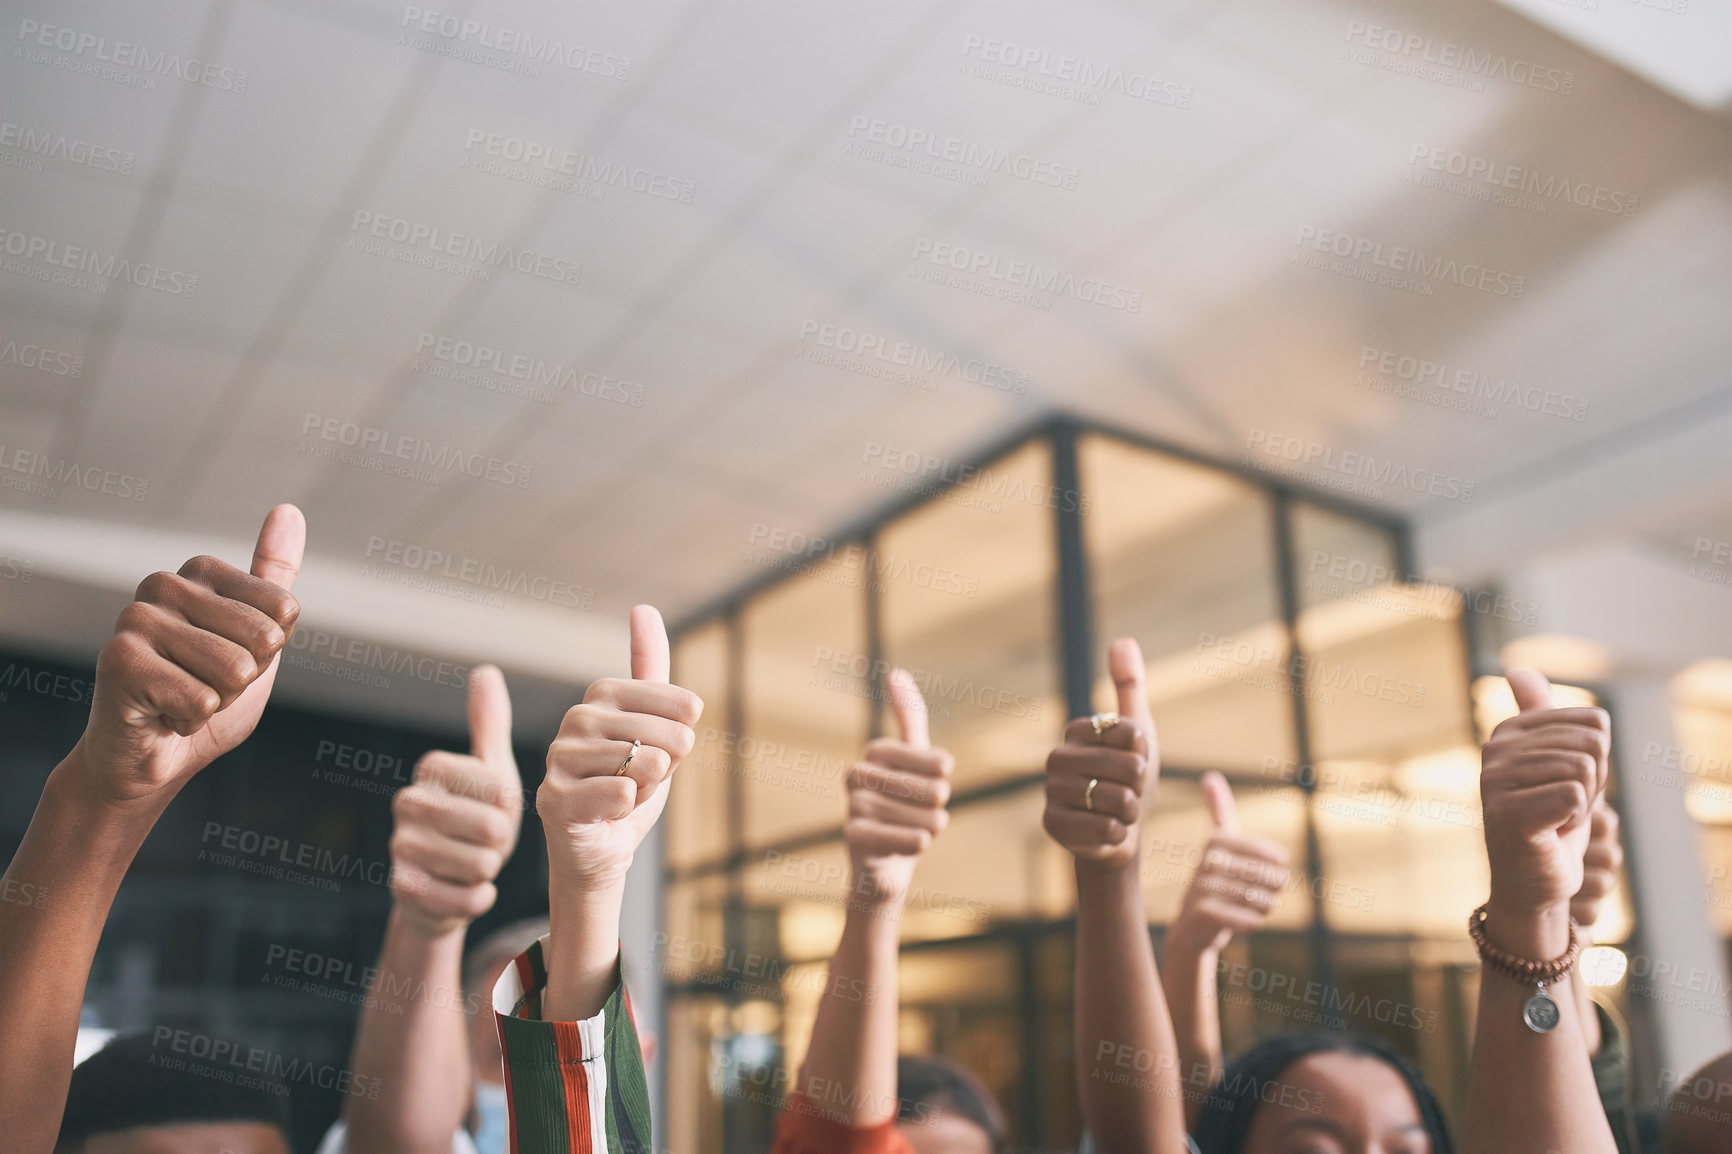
663;420;1480;1151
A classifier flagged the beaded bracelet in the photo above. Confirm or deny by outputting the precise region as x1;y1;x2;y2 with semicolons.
1468;903;1580;1033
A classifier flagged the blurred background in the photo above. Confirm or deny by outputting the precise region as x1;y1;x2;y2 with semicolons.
1;0;1729;1149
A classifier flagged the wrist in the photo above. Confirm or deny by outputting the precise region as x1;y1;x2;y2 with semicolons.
387;901;471;945
546;849;633;896
1074;852;1138;886
45;746;166;843
1164;921;1220;967
1481;894;1573;961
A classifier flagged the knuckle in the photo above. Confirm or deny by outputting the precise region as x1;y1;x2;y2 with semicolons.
177;555;223;582
134;570;179;603
115;599;159;634
583;679;624;705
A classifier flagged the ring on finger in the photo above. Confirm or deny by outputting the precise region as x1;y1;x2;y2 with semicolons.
616;739;641;777
1089;712;1120;740
1085;777;1101;812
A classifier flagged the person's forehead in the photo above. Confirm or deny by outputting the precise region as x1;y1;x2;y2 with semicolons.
1269;1051;1425;1126
83;1122;292;1154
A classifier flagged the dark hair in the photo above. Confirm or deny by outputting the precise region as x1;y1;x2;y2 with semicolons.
897;1053;1008;1152
58;1031;292;1148
1192;1033;1453;1154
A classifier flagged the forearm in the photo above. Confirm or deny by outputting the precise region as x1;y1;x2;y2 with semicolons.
1465;903;1617;1154
794;887;903;1125
0;749;160;1153
543;875;625;1023
1161;936;1222;1129
342;907;473;1154
1074;861;1188;1154
1571;968;1601;1056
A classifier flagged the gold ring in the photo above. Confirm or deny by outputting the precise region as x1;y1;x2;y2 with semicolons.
1085;777;1100;812
1089;712;1120;739
616;739;641;777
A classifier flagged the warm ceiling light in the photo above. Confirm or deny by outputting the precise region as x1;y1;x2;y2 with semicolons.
1499;634;1615;683
1674;659;1732;708
1580;945;1629;988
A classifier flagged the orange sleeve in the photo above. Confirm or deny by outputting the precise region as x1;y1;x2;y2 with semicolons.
769;1094;917;1154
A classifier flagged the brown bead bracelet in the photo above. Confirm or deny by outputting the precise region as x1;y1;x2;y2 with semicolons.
1468;903;1581;1033
1468;903;1581;982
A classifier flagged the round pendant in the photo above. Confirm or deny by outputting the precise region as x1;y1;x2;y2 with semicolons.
1522;988;1561;1033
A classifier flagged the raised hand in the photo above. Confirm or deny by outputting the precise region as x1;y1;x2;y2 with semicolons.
75;505;304;808
1570;803;1623;932
1481;667;1611;925
539;605;703;890
1168;772;1291;956
387;665;524;935
1043;638;1157;867
844;668;954;909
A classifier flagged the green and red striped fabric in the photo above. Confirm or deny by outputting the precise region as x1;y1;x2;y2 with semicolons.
493;937;651;1154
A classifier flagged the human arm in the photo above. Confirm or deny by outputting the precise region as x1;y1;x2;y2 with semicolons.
1160;772;1289;1129
494;605;699;1150
1045;639;1189;1154
0;506;304;1154
1464;667;1619;1154
342;665;523;1154
786;668;953;1134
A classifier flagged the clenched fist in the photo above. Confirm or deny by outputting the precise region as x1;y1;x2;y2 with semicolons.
539;605;703;890
1481;667;1611;921
1167;772;1290;957
845;669;954;910
1570;803;1623;932
388;665;523;935
74;505;303;809
1043;638;1157;868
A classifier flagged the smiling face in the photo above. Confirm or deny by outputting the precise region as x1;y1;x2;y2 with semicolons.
1240;1052;1433;1154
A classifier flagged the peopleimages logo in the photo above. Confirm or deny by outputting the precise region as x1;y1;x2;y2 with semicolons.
15;19;249;92
0;121;134;174
399;6;631;79
0;227;199;297
363;535;595;609
796;321;1029;395
844;116;1081;190
1357;345;1588;423
1343;21;1574;94
462;129;693;203
299;414;533;490
1294;226;1524;299
347;212;581;287
1407;144;1637;219
910;238;1142;312
0;338;83;378
958;34;1192;108
1244;429;1475;503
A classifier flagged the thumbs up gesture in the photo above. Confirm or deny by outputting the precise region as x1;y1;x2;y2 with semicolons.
1167;773;1291;957
75;504;304;809
387;665;524;935
1481;668;1611;924
844;669;956;910
1043;638;1158;868
539;606;704;890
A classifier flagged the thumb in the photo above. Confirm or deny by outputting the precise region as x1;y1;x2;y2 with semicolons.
1108;637;1150;726
467;664;516;770
886;668;929;749
630;604;670;682
1201;771;1241;835
250;504;305;591
1506;666;1553;713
